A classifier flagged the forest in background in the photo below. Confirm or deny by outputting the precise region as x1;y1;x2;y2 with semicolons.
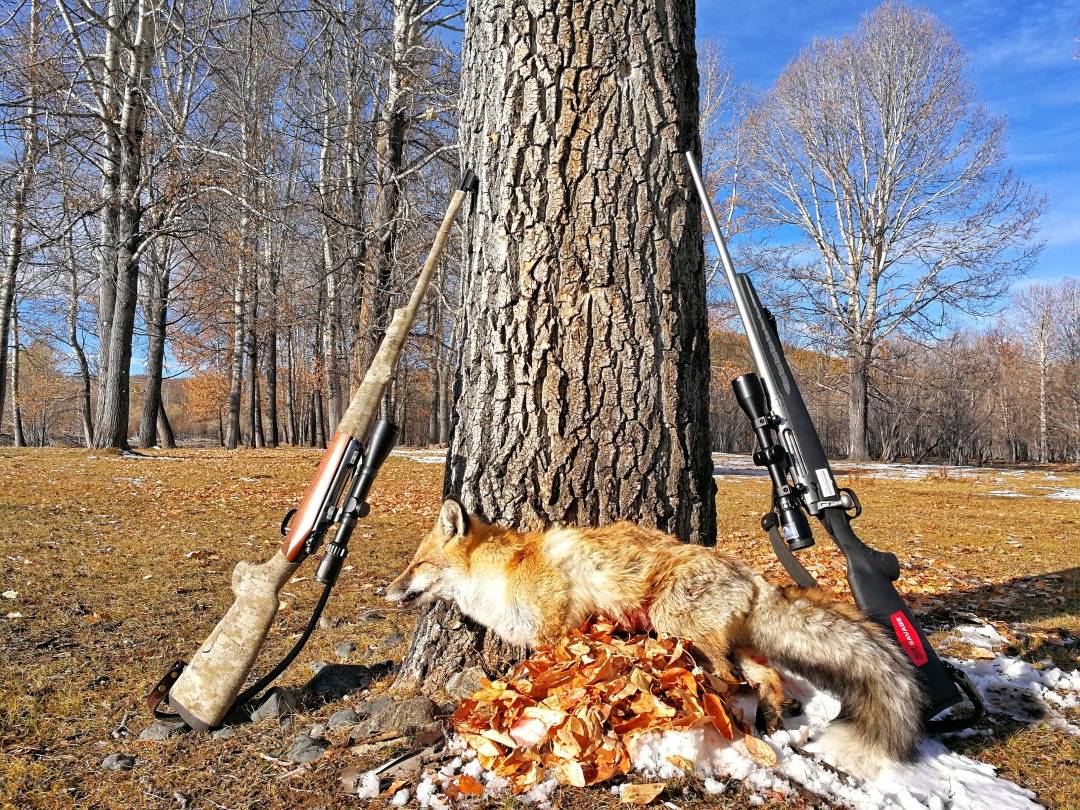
0;0;1075;463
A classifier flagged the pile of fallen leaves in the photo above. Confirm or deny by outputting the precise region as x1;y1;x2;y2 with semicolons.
450;619;743;795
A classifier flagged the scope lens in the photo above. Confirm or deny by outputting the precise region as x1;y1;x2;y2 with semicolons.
779;506;814;551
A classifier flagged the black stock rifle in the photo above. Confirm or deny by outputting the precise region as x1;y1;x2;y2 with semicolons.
145;170;479;730
685;152;982;731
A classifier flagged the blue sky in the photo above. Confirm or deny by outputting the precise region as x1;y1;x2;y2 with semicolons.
697;0;1080;288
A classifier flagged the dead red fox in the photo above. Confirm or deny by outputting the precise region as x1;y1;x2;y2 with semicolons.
386;498;924;777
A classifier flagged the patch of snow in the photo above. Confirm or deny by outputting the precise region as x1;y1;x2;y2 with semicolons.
1043;487;1080;501
949;653;1080;735
627;667;1042;810
355;771;381;799
955;623;1006;650
2;590;16;600
391;449;445;464
986;490;1026;498
703;777;727;794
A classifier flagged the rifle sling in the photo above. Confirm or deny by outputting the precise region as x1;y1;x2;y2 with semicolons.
766;521;819;590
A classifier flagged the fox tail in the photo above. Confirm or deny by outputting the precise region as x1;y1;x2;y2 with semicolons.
747;584;924;777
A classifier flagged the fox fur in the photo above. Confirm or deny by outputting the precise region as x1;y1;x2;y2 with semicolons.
386;498;925;777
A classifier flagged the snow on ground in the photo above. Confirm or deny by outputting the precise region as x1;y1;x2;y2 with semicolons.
709;452;1077;498
361;618;1077;808
392;449;446;464
947;621;1080;737
395;448;1075;496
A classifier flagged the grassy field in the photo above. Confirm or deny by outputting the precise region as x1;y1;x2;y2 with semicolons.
0;448;1077;809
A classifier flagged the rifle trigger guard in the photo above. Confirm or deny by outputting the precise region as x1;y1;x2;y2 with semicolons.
839;487;862;519
280;508;298;536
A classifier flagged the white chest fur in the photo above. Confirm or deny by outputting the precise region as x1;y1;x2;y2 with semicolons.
448;570;540;647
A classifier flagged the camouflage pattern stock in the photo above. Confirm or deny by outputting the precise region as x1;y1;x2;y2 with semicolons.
168;551;298;730
164;171;476;730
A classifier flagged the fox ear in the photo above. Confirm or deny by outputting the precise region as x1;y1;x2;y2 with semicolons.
439;497;470;539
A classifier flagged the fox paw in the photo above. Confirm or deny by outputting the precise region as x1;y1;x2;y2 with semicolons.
755;702;785;735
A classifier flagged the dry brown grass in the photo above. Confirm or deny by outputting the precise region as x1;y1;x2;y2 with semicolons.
1;448;1077;809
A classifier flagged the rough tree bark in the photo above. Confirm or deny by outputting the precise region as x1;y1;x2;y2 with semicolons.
393;0;715;695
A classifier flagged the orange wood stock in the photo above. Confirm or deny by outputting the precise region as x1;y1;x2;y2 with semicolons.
281;432;352;561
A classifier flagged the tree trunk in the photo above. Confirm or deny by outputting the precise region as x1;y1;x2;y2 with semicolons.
138;246;170;448
0;168;31;427
285;325;296;445
394;0;714;695
157;401;176;449
1037;342;1048;463
266;270;279;447
68;263;94;447
9;306;25;447
2;0;40;433
225;258;246;449
363;0;419;386
92;0;155;450
246;268;260;448
318;71;344;434
847;344;872;460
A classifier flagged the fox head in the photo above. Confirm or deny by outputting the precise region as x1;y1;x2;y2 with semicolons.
384;497;474;608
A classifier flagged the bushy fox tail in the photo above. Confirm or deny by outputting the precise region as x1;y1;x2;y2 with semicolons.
747;583;924;777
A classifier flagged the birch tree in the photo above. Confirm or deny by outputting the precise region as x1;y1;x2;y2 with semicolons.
0;0;45;429
742;2;1044;459
1013;283;1058;463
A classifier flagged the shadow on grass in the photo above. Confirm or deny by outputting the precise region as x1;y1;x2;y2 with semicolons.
910;566;1078;629
302;660;394;705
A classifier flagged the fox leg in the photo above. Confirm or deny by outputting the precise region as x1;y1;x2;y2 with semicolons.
536;593;572;646
733;646;786;734
648;555;757;685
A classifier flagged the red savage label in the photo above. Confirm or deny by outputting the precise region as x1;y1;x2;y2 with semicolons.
890;611;929;667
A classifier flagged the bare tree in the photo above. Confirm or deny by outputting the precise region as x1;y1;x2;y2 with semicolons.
0;0;45;430
742;2;1044;459
1013;283;1059;463
1054;278;1080;462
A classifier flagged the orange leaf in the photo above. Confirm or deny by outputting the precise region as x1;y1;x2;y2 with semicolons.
743;734;777;767
456;775;484;797
703;692;734;739
620;782;666;804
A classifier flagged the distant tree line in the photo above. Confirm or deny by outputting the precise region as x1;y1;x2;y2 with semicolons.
711;278;1080;464
1;2;1062;464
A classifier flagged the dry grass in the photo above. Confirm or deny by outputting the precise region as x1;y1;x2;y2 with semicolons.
0;448;1076;809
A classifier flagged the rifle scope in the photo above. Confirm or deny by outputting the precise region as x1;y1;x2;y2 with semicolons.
315;419;399;586
732;373;814;551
